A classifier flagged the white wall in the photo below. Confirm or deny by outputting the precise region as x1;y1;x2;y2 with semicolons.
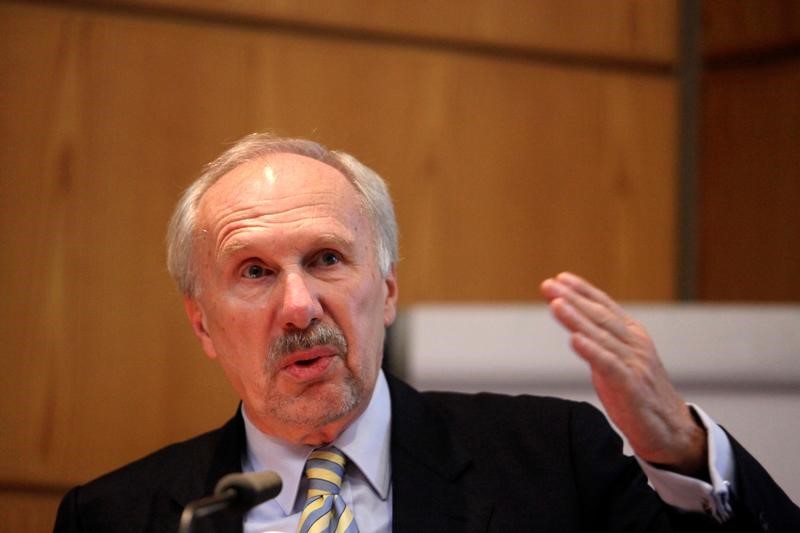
393;304;800;503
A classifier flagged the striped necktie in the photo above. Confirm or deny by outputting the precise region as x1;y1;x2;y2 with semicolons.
297;446;359;533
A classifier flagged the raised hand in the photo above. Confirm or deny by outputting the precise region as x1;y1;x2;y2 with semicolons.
540;272;707;476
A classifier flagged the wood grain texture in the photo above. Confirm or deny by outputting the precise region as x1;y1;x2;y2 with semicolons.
0;2;241;487
0;3;678;529
698;58;800;300
389;61;678;302
55;0;678;63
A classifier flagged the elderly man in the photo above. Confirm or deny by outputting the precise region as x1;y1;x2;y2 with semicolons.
55;133;798;532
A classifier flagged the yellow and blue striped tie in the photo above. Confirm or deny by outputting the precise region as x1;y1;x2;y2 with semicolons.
297;446;359;533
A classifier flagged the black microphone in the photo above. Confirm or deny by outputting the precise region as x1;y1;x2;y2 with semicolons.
214;471;283;511
178;471;282;533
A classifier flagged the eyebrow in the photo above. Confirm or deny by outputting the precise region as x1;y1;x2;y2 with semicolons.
219;239;251;258
219;232;355;259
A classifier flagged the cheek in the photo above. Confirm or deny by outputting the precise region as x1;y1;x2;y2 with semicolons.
345;277;389;353
347;274;385;320
207;297;271;351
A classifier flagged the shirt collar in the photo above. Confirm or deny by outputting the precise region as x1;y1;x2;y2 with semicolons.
334;369;392;501
241;370;392;515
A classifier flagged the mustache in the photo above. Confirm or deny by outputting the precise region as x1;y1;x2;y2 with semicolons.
269;322;348;360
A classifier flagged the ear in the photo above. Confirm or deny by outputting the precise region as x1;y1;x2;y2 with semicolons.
383;265;399;327
183;296;219;359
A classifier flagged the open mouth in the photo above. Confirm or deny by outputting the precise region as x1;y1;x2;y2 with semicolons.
294;356;322;367
280;347;338;381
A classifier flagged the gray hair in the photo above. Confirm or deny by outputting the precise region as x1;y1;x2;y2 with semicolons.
166;133;398;296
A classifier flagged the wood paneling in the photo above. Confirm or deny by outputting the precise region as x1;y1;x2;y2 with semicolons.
1;0;680;529
697;1;800;301
698;58;800;300
0;490;64;533
703;0;800;57
390;62;677;302
57;0;679;63
0;2;244;487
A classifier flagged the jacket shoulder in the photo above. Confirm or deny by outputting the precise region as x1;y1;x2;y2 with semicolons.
54;412;242;532
421;389;608;436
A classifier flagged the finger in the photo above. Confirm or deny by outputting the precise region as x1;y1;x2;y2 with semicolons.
555;272;627;316
562;289;632;343
540;277;563;302
550;298;635;361
570;331;630;382
547;279;632;343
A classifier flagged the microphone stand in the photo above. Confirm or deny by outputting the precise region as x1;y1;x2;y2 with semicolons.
178;488;237;533
177;471;282;533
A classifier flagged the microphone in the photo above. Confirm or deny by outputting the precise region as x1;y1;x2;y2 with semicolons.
214;471;283;511
178;471;282;533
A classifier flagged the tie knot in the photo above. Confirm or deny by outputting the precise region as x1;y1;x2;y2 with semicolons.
304;446;347;496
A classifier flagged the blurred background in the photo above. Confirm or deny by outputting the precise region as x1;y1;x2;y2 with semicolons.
1;0;798;530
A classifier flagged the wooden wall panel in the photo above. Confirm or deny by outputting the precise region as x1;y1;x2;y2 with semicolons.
1;1;680;529
697;1;800;301
0;2;242;488
0;491;62;533
390;63;677;302
698;58;800;300
703;0;800;57
73;0;678;63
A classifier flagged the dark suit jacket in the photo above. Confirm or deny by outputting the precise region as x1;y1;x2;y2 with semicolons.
55;375;799;532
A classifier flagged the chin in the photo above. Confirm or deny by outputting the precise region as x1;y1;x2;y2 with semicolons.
268;375;365;432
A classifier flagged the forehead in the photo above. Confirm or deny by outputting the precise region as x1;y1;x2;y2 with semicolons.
197;153;364;227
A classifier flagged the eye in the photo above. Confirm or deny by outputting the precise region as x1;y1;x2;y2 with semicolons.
242;263;270;279
314;250;342;267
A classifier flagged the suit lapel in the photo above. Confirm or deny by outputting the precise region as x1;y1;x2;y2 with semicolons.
157;379;495;532
387;376;493;532
163;409;246;533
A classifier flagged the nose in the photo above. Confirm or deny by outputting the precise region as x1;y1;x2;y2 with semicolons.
278;271;323;331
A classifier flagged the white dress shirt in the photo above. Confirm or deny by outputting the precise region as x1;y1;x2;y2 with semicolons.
241;371;734;532
638;404;735;521
242;372;392;533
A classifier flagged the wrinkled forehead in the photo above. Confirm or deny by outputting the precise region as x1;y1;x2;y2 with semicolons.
196;153;364;225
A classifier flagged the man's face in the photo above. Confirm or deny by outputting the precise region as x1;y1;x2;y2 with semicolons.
184;153;398;445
